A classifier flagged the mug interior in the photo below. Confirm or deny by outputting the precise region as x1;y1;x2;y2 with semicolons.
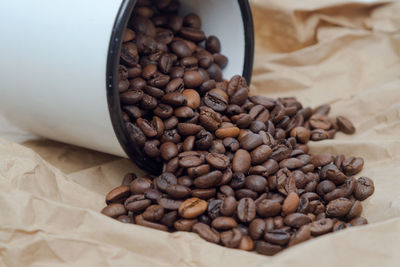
106;0;254;174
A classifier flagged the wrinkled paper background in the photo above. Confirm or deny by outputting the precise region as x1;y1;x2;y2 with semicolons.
1;0;400;266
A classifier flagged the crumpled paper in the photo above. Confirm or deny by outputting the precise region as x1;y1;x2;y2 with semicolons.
1;0;400;266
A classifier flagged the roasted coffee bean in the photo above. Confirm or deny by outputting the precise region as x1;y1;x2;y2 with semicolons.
284;213;312;228
248;219;265;240
182;89;201;109
117;215;133;223
207;199;223;220
256;199;281;217
282;192;300;216
237;198;256;223
106;185;131;204
354;177;374;201
309;114;332;130
316;180;336;196
166;184;191;198
245;175;267;193
233;149;251;173
193;223;220;243
194;170;222;189
195;130;213;150
311;153;333;167
156;172;177;192
255;241;282;256
160;142;178;161
136;214;168;231
101;203;127;218
199;108;221;131
174;219;198;231
219;228;242;248
326;197;353;217
276;168;296;196
288;225;311;247
192;188;216;199
309;218;333;235
336;116;356;134
220;196;237;217
183;70;203;88
211;217;238;230
207;63;223;82
142;205;164;221
158;198;182;210
350;217;368;226
264;230;290;246
162;92;187;106
177;198;207;219
125;195;151;212
342;157;364;176
187;164;210;178
130;177;153;195
205;153;230;170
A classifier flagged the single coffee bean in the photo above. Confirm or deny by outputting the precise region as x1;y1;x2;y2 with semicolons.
346;200;363;220
194;170;223;189
206;35;221;53
309;218;333;235
192;188;216;200
130;177;153;195
256;199;281;217
255;241;282;256
101;203;127;218
311;153;334;167
248;218;266;240
245;175;267;193
237;198;256;223
205;153;230;170
166;184;191;199
220;228;242;248
239;235;254;251
288;224;311;247
182;89;201;109
336;116;356;134
156;172;177;192
193;223;220;243
211;217;238;230
264;230;290;246
342;156;364;176
282;192;300;216
160;142;178;161
309;114;332;130
174;218;198;231
142;204;164;222
158;198;182;210
233;149;251;174
326;197;353;217
125;195;151;212
220;196;237;217
117;215;133;223
162;92;187;106
106;185;131;204
284;213;312;228
178;197;208;219
353;176;374;201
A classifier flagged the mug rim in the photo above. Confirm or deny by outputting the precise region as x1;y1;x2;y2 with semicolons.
106;0;254;175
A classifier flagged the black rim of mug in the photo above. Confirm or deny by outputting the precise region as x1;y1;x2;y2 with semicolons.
106;0;255;175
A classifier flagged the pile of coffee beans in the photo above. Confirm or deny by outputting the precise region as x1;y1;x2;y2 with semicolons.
102;0;375;256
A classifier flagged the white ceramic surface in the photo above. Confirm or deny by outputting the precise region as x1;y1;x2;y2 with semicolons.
0;0;248;157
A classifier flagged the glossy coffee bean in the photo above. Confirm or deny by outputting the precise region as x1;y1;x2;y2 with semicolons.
233;149;251;173
326;197;353;218
178;197;208;219
353;177;374;201
193;223;220;243
101;203;127;218
237;198;256;223
336;116;356;134
106;185;131;204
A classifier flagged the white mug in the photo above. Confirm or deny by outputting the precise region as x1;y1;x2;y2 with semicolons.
0;0;254;173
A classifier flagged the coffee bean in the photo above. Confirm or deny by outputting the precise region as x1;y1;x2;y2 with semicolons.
160;142;178;161
199;108;221;132
158;198;183;210
156;172;177;192
255;241;282;256
288;224;311;246
282;192;300;216
220;196;237;217
264;230;290;246
233;149;251;173
178;197;207;219
326;197;353;217
336;116;356;134
162;92;187;106
350;217;368;226
166;184;191;198
256;199;281;217
194;170;222;189
174;219;198;231
193;223;220;243
248;218;265;240
211;217;238;230
106;185;131;204
125;195;151;212
245;175;267;193
309;218;333;235
101;203;127;218
142;204;164;221
284;213;312;228
354;177;374;201
182;89;201;109
237;198;256;223
311;153;334;167
342;156;364;176
130;177;153;194
205;153;230;170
